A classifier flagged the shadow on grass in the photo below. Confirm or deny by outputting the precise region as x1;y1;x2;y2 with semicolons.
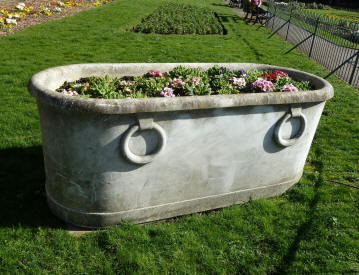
0;146;63;229
212;3;229;7
217;14;242;24
271;151;324;274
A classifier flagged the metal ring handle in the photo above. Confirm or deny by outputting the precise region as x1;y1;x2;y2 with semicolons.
122;122;167;164
274;111;307;147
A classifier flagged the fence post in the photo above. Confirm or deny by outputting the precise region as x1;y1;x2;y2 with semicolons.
285;8;292;41
309;17;320;58
349;50;359;85
272;5;277;30
265;1;272;27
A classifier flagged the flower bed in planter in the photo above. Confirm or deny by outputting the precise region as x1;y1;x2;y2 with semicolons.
56;65;313;99
28;63;333;228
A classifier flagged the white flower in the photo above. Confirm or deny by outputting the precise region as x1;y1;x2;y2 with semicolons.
7;14;12;19
57;1;65;7
54;7;62;12
6;18;17;25
16;3;25;10
62;90;73;96
232;77;246;87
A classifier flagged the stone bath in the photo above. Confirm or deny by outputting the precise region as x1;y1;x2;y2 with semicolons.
28;63;334;228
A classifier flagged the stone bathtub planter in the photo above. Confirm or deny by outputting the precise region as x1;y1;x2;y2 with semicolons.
28;63;333;228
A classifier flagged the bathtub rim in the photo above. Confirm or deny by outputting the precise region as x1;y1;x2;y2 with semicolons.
28;63;334;114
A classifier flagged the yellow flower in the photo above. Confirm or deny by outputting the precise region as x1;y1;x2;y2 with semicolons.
1;8;9;16
24;6;33;13
93;1;100;6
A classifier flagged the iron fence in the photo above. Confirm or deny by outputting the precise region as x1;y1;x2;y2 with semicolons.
265;1;359;88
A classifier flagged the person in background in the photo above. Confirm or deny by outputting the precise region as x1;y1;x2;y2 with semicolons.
253;0;267;13
251;0;261;7
250;0;267;22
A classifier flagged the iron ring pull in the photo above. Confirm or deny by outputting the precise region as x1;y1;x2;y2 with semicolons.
274;107;307;147
122;119;167;164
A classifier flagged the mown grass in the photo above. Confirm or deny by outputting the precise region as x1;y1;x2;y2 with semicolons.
0;0;358;273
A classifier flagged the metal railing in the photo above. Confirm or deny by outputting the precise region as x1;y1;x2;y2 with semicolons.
264;1;359;88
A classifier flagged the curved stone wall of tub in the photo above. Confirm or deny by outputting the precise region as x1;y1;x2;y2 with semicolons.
38;100;325;226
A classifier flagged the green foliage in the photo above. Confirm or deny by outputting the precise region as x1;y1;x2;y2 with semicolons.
57;66;313;98
87;75;121;99
294;80;312;91
168;65;207;79
133;3;224;35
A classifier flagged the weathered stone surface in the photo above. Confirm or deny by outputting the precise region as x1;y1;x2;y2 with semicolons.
28;63;333;228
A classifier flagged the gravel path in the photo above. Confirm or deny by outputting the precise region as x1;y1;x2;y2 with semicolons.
0;0;16;4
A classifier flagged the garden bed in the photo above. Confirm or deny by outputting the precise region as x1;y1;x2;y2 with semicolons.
133;3;225;35
0;0;111;36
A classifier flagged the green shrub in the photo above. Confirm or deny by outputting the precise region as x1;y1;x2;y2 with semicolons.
133;3;224;35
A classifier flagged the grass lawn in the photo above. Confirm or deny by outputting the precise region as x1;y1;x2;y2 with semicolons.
0;0;359;273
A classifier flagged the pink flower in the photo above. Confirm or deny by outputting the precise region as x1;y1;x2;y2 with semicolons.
282;84;298;92
125;88;132;94
149;70;163;77
171;78;185;88
120;80;127;86
192;77;200;86
160;87;175;97
251;78;274;92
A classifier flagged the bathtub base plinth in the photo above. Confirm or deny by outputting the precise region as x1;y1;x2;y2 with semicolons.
47;174;301;228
